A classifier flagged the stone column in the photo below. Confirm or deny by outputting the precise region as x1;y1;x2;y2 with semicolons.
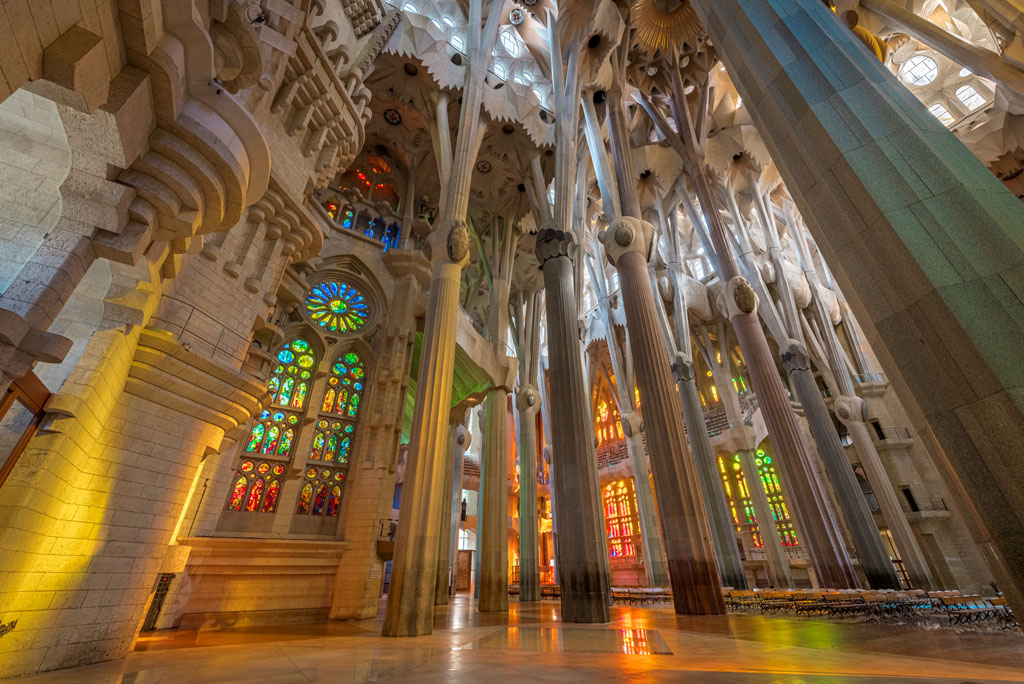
675;360;749;590
835;395;936;590
536;228;610;623
621;416;671;587
599;217;725;615
516;386;541;602
478;388;510;612
738;447;795;588
435;419;459;606
447;423;471;596
781;343;902;589
382;223;470;637
692;0;1024;612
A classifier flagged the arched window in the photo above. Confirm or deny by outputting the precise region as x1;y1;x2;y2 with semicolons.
718;450;798;549
311;351;366;465
225;460;287;513
603;479;639;558
928;103;955;126
306;281;369;334
296;467;346;516
955;85;985;111
267;338;316;409
500;29;520;57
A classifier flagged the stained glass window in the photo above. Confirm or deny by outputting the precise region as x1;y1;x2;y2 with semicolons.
602;479;639;559
306;281;369;334
246;410;300;456
267;339;315;409
323;352;365;418
226;460;287;513
718;450;798;549
309;419;355;464
295;466;346;516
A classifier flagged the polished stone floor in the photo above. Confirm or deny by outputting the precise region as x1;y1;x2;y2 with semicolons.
9;596;1024;683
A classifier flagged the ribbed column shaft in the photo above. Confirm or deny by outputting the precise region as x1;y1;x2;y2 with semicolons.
846;416;936;589
517;405;541;602
382;260;462;637
618;251;725;614
785;360;900;589
739;449;795;587
435;421;458;605
540;249;609;623
448;425;469;596
732;312;858;589
624;427;670;587
479;389;510;612
677;375;748;590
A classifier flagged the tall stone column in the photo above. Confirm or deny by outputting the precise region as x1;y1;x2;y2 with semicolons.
692;0;1024;612
781;343;902;589
675;360;749;590
621;416;671;587
516;386;541;602
835;395;936;589
478;388;510;612
536;228;610;623
383;223;470;637
435;418;459;606
599;217;725;615
447;423;471;596
738;447;795;588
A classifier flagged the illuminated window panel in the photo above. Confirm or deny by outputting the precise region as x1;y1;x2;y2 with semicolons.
718;450;798;548
955;84;985;111
602;479;640;559
928;103;955;126
306;281;369;334
899;55;938;86
296;466;346;516
226;460;286;513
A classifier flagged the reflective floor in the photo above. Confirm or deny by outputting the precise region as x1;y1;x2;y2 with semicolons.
9;596;1024;683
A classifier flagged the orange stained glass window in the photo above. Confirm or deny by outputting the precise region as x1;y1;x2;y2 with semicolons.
602;479;639;558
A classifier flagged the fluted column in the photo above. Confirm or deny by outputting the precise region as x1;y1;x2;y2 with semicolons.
516;386;541;602
835;395;936;590
726;280;856;589
675;361;749;590
536;228;609;623
781;343;901;589
600;217;725;615
447;423;471;596
383;223;470;637
479;388;510;612
435;416;460;605
622;417;671;587
738;448;795;588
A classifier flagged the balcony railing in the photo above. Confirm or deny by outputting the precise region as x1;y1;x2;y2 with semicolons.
853;372;889;385
378;518;398;542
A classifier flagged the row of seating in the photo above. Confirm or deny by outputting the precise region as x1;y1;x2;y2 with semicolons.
723;588;1018;630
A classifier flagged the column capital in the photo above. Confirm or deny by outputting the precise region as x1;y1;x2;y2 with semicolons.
670;353;695;383
726;276;759;318
535;228;577;267
428;220;471;268
598;216;655;266
779;340;811;374
833;395;868;424
515;384;539;412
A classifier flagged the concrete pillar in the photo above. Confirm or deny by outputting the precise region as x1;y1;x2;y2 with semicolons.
447;424;470;596
738;448;795;588
516;387;541;602
781;343;901;589
675;361;749;590
435;419;458;606
693;0;1024;613
478;388;510;612
536;228;610;623
599;217;725;615
382;223;470;637
835;395;936;590
622;418;671;587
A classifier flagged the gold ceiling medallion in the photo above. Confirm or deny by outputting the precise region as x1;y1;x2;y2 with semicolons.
631;0;703;54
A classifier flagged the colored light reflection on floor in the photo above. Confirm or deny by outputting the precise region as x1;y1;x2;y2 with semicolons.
469;626;672;655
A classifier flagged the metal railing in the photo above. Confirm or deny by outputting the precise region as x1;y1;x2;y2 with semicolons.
876;426;912;441
853;372;888;385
